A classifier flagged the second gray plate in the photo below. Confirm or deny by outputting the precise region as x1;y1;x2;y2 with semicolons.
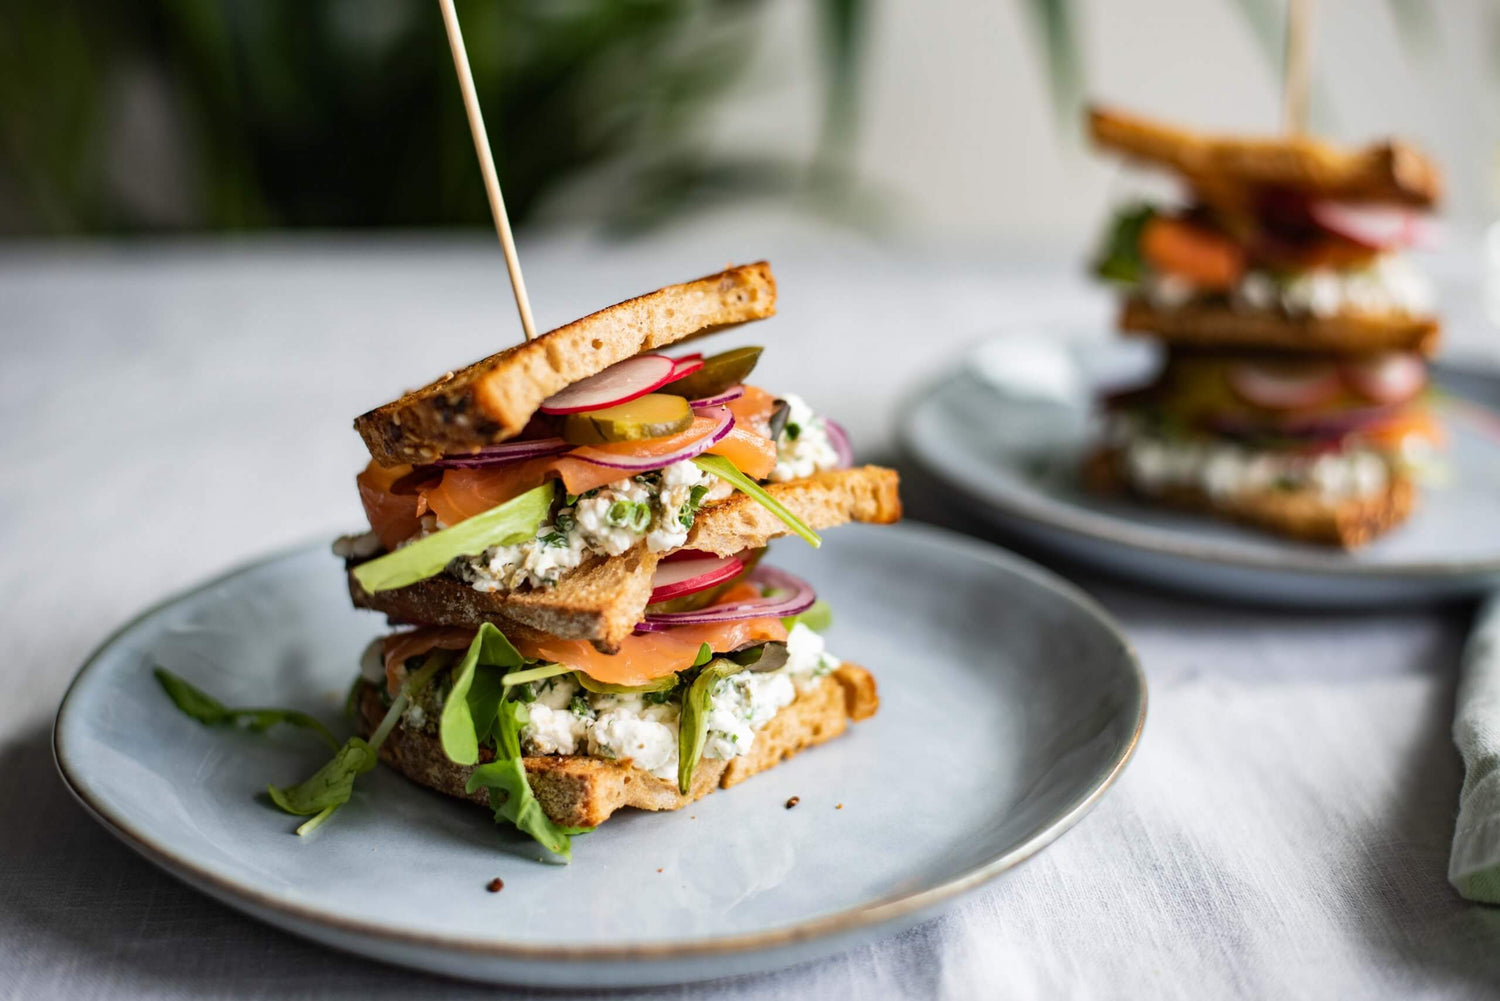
900;338;1500;606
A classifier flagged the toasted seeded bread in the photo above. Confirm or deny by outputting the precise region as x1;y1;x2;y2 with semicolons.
348;466;902;651
355;263;778;465
354;665;879;829
1088;105;1442;207
1083;445;1415;548
1120;298;1440;357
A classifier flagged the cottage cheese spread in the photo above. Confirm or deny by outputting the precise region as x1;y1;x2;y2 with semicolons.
1107;415;1391;502
771;393;841;482
517;626;841;780
1144;254;1432;319
448;458;716;592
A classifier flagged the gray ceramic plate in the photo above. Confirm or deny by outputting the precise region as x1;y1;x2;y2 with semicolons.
900;338;1500;607
53;522;1144;988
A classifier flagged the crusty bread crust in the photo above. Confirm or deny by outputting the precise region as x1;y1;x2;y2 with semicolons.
1088;105;1442;207
355;263;777;465
347;465;902;651
1083;445;1415;549
354;664;879;829
1120;297;1440;357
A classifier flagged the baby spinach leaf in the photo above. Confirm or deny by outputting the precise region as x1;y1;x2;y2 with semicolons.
153;667;339;750
677;658;742;794
439;623;525;766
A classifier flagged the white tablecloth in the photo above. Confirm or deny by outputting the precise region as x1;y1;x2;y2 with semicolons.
5;227;1500;999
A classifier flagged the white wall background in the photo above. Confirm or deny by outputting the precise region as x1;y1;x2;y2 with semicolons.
697;0;1500;246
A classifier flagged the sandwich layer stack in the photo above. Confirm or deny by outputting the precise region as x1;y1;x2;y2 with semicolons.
1084;107;1444;548
334;263;900;858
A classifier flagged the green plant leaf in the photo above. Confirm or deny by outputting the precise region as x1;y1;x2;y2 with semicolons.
439;623;525;767
464;697;590;860
783;600;834;634
351;483;554;594
267;650;449;835
153;667;339;750
677;658;742;794
1092;203;1156;285
693;454;820;548
1019;0;1084;125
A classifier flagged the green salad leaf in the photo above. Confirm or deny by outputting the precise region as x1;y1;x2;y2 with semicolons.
154;668;339;750
439;623;525;767
782;599;834;633
1093;203;1157;285
676;658;742;794
438;624;589;860
268;649;450;835
351;482;555;594
693;454;821;548
464;700;590;860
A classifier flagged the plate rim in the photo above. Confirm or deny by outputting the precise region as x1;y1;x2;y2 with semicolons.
897;360;1500;581
53;524;1146;964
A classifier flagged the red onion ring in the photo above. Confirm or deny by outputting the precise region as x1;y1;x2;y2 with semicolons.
635;565;815;632
824;419;853;468
432;438;572;469
573;407;735;472
1206;405;1402;442
688;385;746;407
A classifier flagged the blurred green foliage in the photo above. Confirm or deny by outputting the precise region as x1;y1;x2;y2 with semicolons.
0;0;865;234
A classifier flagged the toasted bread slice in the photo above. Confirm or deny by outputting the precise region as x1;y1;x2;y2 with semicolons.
1083;445;1415;548
1120;297;1440;356
355;263;777;465
354;664;879;829
348;466;902;651
1088;106;1441;207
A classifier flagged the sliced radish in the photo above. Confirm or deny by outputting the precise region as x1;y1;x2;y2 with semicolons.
1308;201;1438;250
538;355;679;415
668;354;705;382
648;553;746;603
1228;361;1343;411
1342;352;1427;405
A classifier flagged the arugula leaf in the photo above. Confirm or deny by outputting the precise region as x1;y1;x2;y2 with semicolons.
153;667;339;750
677;658;742;794
464;693;590;860
351;482;555;593
500;663;574;687
782;599;834;633
439;623;525;767
1093;203;1157;285
267;650;450;836
693;454;821;548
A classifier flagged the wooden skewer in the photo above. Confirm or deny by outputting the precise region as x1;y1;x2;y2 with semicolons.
1281;0;1314;135
437;0;537;341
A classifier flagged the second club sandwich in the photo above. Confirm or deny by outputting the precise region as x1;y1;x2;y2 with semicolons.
316;262;899;859
1089;105;1442;355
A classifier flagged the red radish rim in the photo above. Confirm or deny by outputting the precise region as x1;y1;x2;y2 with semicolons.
1308;201;1436;250
667;356;705;382
572;407;735;472
1341;353;1427;406
688;385;746;407
825;419;853;467
648;554;746;603
635;565;814;631
1207;404;1403;441
538;354;679;415
433;438;572;469
1227;362;1343;411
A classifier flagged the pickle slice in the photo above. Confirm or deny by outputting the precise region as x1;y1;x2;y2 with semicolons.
561;393;694;445
663;346;763;401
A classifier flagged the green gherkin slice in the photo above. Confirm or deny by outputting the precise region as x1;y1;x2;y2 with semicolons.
560;393;693;445
662;346;763;401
